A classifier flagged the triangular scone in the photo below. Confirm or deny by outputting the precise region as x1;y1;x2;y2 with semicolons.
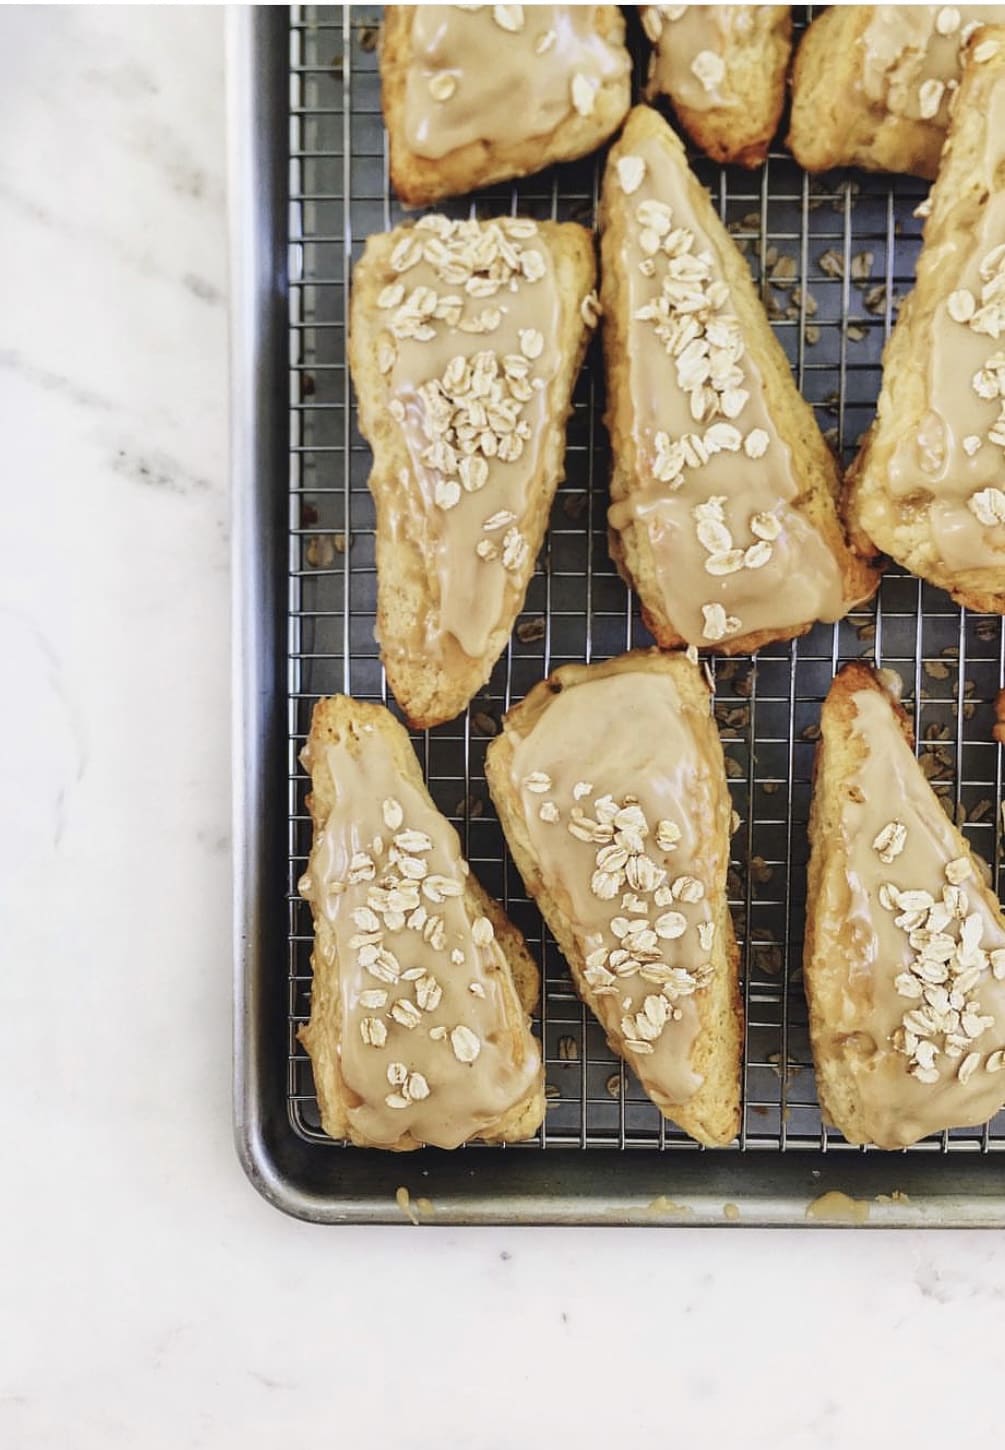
599;106;877;655
789;6;1005;180
805;663;1005;1150
380;5;631;208
298;695;543;1151
846;31;1005;616
485;649;742;1147
641;5;791;169
349;215;596;728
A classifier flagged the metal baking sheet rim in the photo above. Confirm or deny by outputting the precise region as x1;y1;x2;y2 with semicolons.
228;5;1005;1226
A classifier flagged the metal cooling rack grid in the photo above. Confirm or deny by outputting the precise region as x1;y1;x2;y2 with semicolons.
283;5;1005;1154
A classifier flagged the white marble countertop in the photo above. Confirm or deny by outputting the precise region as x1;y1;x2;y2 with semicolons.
4;8;1005;1446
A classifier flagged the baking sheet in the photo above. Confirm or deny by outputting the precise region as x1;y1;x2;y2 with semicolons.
231;5;1005;1223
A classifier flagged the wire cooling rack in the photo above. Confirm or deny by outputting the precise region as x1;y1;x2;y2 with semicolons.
283;5;1005;1156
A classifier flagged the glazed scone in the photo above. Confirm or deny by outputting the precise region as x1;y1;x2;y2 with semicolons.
641;5;792;168
846;31;1005;615
348;214;596;728
380;5;632;207
297;695;543;1151
598;106;878;655
805;663;1005;1150
789;5;1005;179
485;650;742;1147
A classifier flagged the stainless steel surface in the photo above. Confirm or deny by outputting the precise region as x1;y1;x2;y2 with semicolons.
232;4;1005;1223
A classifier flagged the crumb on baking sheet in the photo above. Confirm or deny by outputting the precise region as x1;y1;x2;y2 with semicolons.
994;688;1005;745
